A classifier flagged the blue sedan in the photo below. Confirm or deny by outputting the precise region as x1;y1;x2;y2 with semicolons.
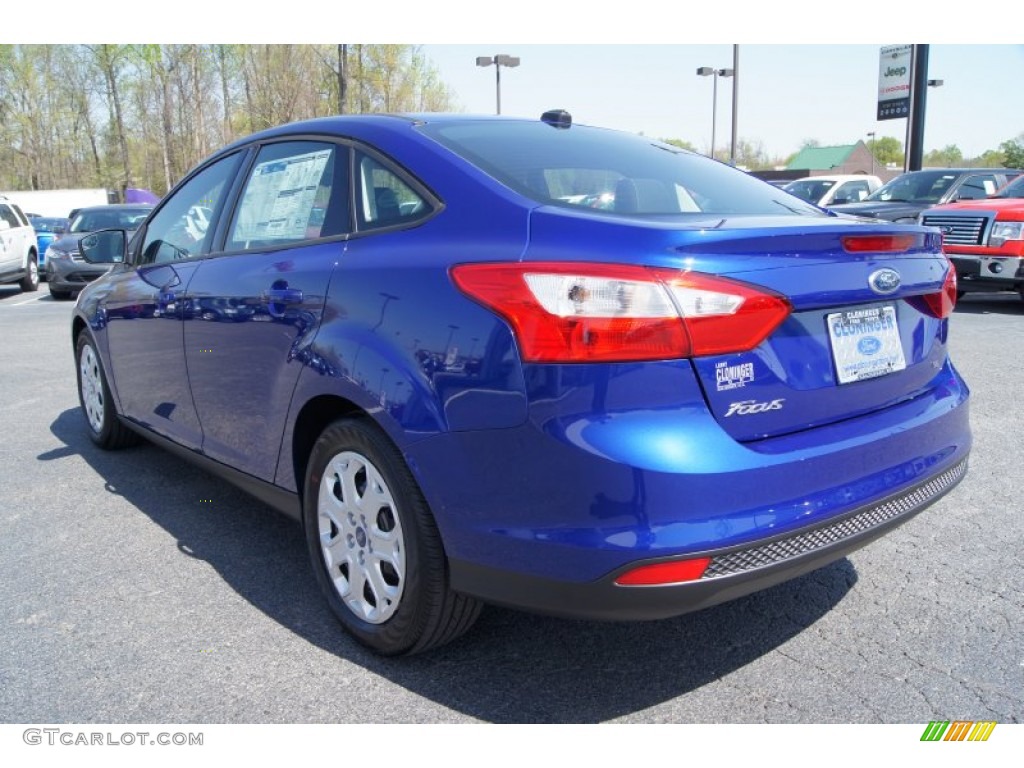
70;112;970;655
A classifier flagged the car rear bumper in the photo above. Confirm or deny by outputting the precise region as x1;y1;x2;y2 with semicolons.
405;356;971;612
449;455;967;620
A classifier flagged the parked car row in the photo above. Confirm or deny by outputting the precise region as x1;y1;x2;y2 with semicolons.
775;168;1024;302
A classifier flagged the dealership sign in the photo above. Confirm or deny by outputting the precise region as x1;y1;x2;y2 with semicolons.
877;45;913;120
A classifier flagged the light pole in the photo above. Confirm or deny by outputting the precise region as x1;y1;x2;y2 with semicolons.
866;131;876;176
476;54;520;115
696;66;734;160
730;44;739;166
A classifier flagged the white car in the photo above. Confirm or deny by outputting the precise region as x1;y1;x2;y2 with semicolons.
0;196;39;293
782;174;882;207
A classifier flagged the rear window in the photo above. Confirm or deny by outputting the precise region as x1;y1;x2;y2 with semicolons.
417;120;823;218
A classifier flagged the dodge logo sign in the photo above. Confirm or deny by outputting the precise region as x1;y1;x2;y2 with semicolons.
869;268;901;295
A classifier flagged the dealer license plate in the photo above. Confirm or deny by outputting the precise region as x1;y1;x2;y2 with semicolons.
826;305;906;385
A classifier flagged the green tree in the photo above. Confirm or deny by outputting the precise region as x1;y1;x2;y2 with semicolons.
969;149;1006;168
1000;135;1024;168
731;138;770;170
868;135;903;166
923;144;963;168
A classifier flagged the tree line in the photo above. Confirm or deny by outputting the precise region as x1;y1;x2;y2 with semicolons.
0;44;455;197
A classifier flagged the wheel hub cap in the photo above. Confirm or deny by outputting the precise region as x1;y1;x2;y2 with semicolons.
317;451;405;624
79;344;105;433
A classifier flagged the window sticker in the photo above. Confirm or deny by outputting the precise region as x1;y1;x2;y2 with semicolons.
234;148;331;243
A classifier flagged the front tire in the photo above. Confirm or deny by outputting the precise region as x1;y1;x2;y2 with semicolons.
50;286;73;301
75;332;140;449
303;418;481;655
19;255;39;292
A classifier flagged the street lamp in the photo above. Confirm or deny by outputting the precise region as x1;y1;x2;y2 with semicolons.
476;54;520;115
866;131;876;176
696;66;734;160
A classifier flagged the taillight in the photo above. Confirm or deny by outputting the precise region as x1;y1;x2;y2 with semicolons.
450;262;791;363
921;265;957;319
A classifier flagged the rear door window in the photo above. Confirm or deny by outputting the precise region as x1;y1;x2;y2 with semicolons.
228;141;349;251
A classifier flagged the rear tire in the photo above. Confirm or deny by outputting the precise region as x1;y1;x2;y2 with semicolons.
75;332;140;449
19;255;39;292
303;417;481;655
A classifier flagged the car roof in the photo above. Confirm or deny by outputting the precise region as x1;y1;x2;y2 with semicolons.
211;112;604;157
73;204;153;214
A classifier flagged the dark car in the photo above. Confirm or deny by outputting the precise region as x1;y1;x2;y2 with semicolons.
45;204;152;299
830;168;1022;223
71;112;969;656
30;216;69;274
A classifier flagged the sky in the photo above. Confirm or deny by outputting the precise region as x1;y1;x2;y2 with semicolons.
418;44;1024;162
31;1;1024;164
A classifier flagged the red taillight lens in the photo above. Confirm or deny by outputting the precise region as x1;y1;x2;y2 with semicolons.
614;557;711;586
921;266;957;319
841;235;919;253
659;272;792;356
450;262;790;363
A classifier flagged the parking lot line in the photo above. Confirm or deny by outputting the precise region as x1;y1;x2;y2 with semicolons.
10;293;48;306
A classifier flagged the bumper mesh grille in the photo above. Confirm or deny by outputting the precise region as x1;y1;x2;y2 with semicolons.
702;459;968;579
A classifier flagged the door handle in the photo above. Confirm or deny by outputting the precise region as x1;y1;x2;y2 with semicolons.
263;287;304;304
263;284;303;319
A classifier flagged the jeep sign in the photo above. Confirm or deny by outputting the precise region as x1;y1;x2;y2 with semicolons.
877;44;913;121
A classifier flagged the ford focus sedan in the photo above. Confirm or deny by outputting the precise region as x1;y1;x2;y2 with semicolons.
71;112;970;655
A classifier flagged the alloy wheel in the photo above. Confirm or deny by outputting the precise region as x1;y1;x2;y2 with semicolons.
317;450;406;624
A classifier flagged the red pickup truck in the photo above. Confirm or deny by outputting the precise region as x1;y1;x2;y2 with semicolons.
920;174;1024;301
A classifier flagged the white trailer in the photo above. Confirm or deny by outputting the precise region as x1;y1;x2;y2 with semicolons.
0;189;111;219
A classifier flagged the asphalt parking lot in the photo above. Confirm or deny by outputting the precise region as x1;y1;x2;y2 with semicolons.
0;285;1021;724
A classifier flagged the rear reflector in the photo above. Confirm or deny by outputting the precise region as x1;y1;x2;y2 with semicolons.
615;558;712;586
451;262;790;363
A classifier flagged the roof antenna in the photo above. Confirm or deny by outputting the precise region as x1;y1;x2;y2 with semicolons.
541;109;572;129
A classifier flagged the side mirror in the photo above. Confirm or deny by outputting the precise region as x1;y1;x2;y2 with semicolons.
0;219;9;231
79;229;127;264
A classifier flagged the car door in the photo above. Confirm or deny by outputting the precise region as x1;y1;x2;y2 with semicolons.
103;152;244;450
8;204;32;263
0;204;18;275
182;139;348;480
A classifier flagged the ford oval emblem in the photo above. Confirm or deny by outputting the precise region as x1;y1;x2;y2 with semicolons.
858;336;882;356
869;268;901;295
